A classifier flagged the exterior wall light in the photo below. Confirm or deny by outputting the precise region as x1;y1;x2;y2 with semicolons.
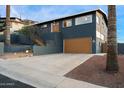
92;39;96;43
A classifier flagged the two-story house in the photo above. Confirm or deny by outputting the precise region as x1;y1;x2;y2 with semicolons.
33;9;108;54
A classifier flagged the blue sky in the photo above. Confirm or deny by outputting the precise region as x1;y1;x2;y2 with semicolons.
0;5;124;43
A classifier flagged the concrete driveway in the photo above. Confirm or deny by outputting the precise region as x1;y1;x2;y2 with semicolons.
0;54;103;88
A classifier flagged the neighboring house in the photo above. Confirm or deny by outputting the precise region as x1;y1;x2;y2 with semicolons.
22;19;38;26
0;17;24;34
33;9;108;54
0;17;37;34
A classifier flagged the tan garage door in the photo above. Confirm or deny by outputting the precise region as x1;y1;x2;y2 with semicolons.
64;37;92;53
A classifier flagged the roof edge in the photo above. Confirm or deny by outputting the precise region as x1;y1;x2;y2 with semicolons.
35;8;108;26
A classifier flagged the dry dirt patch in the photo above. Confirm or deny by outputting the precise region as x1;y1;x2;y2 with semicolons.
65;55;124;88
0;52;33;59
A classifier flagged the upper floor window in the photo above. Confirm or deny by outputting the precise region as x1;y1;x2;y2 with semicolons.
51;22;60;32
96;31;101;39
0;23;4;27
41;24;47;28
63;19;72;28
75;15;92;25
101;34;105;40
96;31;105;41
96;16;99;24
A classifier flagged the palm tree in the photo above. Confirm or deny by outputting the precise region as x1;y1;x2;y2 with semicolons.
106;5;119;73
4;5;11;45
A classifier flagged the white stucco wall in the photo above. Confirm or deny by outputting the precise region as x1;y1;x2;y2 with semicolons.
10;22;25;33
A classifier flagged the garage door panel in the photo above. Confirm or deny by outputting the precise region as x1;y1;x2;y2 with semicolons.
64;37;92;53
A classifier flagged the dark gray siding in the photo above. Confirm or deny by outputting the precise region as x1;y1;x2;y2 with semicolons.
33;45;61;55
60;13;96;53
0;34;33;45
35;13;98;54
36;23;51;33
118;43;124;54
4;45;32;52
60;14;96;39
33;32;63;55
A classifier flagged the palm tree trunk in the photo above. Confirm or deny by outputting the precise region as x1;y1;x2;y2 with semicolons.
4;5;11;46
106;5;119;73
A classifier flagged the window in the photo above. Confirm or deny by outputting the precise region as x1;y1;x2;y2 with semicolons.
99;42;101;46
51;22;60;32
101;34;104;40
96;31;101;39
75;15;92;25
63;19;72;28
0;23;4;27
41;24;47;28
96;16;99;24
96;31;105;40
